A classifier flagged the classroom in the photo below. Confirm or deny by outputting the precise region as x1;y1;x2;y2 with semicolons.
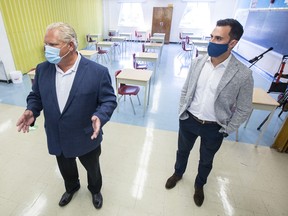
0;0;287;215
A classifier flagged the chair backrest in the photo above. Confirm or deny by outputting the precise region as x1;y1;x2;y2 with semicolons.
109;31;116;37
142;44;146;52
98;46;107;54
179;32;184;40
185;36;190;44
132;53;136;68
86;34;93;42
182;40;192;52
115;69;122;77
135;31;142;37
181;41;187;51
115;70;125;89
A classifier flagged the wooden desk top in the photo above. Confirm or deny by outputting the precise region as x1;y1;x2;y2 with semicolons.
117;68;152;81
136;30;148;34
253;88;279;106
144;43;163;48
188;36;203;40
135;52;158;59
191;39;209;44
97;41;114;46
79;50;97;56
150;36;164;40
119;32;132;35
89;33;101;37
196;47;207;52
27;69;36;80
153;33;165;37
111;36;126;41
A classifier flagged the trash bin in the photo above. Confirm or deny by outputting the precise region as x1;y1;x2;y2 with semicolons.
10;71;23;84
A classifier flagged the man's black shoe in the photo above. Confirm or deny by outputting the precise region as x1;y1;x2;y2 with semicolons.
92;192;103;209
165;173;182;189
58;186;80;207
193;186;204;207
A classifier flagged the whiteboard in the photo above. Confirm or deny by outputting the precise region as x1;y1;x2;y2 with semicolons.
242;9;288;55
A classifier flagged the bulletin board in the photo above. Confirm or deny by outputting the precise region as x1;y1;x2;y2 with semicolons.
242;9;288;55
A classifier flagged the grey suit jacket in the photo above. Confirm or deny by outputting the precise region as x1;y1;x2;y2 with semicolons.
179;54;254;134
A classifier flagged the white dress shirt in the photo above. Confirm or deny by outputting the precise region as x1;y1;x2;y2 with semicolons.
55;52;81;113
188;55;231;121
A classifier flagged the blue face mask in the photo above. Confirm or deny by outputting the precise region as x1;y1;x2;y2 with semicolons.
207;42;229;57
44;44;69;64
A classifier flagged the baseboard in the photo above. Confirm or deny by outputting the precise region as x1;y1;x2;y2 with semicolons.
0;79;12;83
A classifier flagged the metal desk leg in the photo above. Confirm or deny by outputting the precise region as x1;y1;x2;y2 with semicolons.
255;108;277;147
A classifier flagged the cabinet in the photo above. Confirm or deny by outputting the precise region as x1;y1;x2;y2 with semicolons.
272;115;288;152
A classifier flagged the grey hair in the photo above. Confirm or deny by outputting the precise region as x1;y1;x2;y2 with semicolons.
46;22;78;49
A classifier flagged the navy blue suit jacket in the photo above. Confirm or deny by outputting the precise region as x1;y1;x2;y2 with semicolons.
27;55;117;157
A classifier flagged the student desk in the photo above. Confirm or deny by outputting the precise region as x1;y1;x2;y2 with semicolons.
89;33;101;41
79;50;98;60
236;88;279;146
135;52;158;77
27;69;36;83
191;39;209;47
149;36;164;44
116;68;152;116
96;41;114;62
153;33;165;38
110;36;127;56
119;32;132;41
143;43;163;60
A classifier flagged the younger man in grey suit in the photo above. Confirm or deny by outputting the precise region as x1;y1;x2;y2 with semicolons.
165;19;254;207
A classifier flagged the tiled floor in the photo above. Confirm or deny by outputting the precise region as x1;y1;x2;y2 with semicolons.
1;104;288;216
0;42;287;215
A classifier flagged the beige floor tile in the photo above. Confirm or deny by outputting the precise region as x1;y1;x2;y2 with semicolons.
1;103;288;216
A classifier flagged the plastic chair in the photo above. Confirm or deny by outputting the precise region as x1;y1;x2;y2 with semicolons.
109;37;121;55
177;41;193;63
27;67;36;84
178;32;185;44
146;33;151;42
142;43;146;52
96;46;110;64
86;34;96;48
133;53;147;70
135;31;143;43
115;70;141;114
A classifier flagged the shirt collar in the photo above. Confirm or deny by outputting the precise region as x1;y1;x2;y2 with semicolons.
207;54;232;69
55;51;81;75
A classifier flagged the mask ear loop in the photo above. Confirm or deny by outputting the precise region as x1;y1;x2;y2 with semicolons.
60;43;72;60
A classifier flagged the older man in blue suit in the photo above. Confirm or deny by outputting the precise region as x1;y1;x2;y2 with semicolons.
17;22;117;209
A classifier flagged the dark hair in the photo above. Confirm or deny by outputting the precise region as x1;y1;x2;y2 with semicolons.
216;18;244;41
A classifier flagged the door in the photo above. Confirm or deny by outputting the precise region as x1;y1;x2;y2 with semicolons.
151;7;173;44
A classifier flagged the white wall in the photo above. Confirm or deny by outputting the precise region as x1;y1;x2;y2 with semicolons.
0;11;16;81
102;0;238;42
103;0;286;76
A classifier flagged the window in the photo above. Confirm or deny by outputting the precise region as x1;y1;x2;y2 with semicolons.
118;3;145;27
179;2;211;29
